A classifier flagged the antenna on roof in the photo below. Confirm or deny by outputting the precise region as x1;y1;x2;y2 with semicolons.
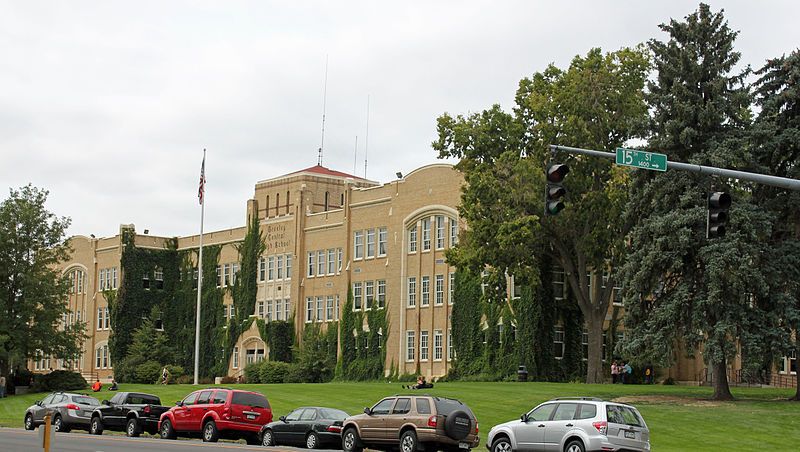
318;55;329;166
364;95;370;178
353;135;358;175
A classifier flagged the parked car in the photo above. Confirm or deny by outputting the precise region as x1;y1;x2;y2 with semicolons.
486;397;651;452
260;406;348;448
89;391;170;437
159;388;271;444
341;395;479;452
24;392;101;433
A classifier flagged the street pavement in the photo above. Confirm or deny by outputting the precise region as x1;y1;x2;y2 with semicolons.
0;428;341;452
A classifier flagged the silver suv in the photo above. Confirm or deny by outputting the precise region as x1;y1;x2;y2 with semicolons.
486;397;650;452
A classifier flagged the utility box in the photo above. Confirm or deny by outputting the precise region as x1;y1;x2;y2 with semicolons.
517;365;529;382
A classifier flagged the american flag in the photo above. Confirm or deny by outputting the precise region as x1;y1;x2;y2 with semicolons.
198;153;206;205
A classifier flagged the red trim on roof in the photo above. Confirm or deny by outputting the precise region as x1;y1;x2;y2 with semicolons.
287;165;367;180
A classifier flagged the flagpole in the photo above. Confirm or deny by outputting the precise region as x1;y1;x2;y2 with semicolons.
194;149;206;385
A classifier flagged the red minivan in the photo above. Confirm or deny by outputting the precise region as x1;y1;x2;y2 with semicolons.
158;388;272;444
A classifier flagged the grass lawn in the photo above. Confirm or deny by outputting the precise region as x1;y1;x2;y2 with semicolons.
1;381;798;451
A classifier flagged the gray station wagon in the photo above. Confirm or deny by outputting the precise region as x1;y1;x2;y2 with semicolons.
24;392;101;433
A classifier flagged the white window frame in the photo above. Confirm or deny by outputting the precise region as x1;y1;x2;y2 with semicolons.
307;252;315;277
354;231;364;260
232;346;239;369
316;296;324;323
353;282;363;311
420;330;429;361
366;228;376;258
450;217;458;247
435;215;445;249
434;330;443;361
422;218;431;251
277;255;284;280
377;280;386;309
286;254;292;279
407;277;417;307
306;297;314;323
328;249;336;275
317;250;326;276
448;328;453;361
421;276;430;306
406;331;416;362
258;258;265;282
326;295;334;321
449;272;455;305
554;328;565;359
365;280;375;310
268;256;275;281
378;227;387;256
409;225;417;253
435;274;444;305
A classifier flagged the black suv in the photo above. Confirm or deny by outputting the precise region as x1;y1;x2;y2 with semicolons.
90;391;169;437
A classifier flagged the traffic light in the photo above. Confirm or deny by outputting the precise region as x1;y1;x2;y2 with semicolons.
545;163;569;216
706;191;731;239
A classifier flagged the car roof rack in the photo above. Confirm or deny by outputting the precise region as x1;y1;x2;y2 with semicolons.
552;397;604;401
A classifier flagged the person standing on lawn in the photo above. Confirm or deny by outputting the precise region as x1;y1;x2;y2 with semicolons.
622;361;633;384
611;361;620;384
0;374;6;398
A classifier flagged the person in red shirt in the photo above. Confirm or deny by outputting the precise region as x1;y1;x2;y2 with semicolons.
91;379;102;392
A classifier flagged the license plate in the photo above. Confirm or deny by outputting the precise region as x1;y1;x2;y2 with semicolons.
246;414;256;420
624;430;636;439
459;442;470;449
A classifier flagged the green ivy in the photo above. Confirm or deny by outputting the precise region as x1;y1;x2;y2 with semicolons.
336;287;389;380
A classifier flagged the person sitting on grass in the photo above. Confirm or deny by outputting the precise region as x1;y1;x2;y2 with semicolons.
91;379;102;392
403;375;434;390
109;378;118;391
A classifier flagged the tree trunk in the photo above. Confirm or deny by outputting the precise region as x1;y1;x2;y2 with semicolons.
585;315;604;384
711;357;734;401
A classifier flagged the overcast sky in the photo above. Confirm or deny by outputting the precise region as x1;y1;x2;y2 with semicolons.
2;1;798;239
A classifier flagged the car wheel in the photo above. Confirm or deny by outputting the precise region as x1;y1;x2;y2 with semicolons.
126;418;141;437
90;416;104;435
262;429;275;446
565;439;585;452
53;414;71;433
306;431;320;449
160;419;176;440
400;430;419;452
202;420;219;442
24;414;35;431
492;437;512;452
342;427;363;452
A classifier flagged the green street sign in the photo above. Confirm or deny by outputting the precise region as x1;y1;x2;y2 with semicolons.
615;147;668;172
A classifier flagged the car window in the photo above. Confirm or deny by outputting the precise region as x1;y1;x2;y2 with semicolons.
371;398;395;415
72;396;100;406
320;408;349;420
40;394;56;405
392;398;411;415
433;398;475;418
606;405;644;427
300;409;317;421
129;394;160;405
231;392;269;408
415;398;431;414
212;391;228;404
528;403;556;422
110;393;126;404
182;392;199;406
285;409;303;421
51;394;66;405
196;391;213;404
553;403;578;421
576;404;597;420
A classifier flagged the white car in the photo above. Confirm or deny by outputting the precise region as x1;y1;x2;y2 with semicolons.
486;397;650;452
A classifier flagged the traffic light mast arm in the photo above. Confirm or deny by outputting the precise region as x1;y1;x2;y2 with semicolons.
550;144;800;191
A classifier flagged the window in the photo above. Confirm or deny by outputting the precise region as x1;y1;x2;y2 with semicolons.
353;282;363;311
449;272;455;305
196;391;212;405
275;300;283;321
99;269;106;290
317;250;325;276
448;328;453;361
77;270;84;293
450;217;458;246
392;398;411;414
377;280;386;309
407;277;417;307
218;265;224;287
420;330;429;361
378;227;387;256
552;267;566;300
286;254;292;279
307;252;315;277
422;218;431;250
316;296;324;323
232;263;239;285
365;281;375;310
223;304;229;320
554;328;565;359
337;248;343;272
335;295;340;320
511;275;522;299
232;346;239;368
406;331;416;361
328;249;336;275
435;275;444;305
142;272;150;289
576;404;597;419
306;297;314;323
277;255;284;280
436;215;445;249
268;256;275;281
416;398;432;414
266;300;272;321
421;276;430;306
528;404;556;422
326;295;334;321
104;307;110;329
354;231;364;259
257;301;264;318
258;258;265;282
97;307;104;331
212;391;228;405
372;398;395;415
155;268;164;289
408;225;417;252
434;330;443;361
284;299;290;321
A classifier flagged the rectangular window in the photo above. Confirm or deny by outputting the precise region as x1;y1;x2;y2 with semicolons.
275;300;282;321
366;228;376;258
337;248;343;272
377;280;386;309
218;265;224;286
512;276;522;299
277;255;284;280
258;258;265;282
449;272;455;305
257;301;265;318
223;264;231;287
99;269;106;291
553;268;566;300
421;276;430;306
316;296;324;323
97;307;103;331
95;348;101;369
112;267;118;289
407;277;417;307
354;230;364;259
268;256;275;281
286;254;292;279
154;268;163;289
554;328;565;359
378;227;387;256
326;295;334;321
409;226;417;253
436;215;445;249
435;275;444;305
307;252;315;277
102;345;109;368
104;307;110;329
335;295;340;320
365;280;375;310
232;346;239;369
328;249;336;275
422;217;431;250
406;331;416;361
284;299;290;321
353;282;363;311
450;217;458;246
420;330;429;361
306;297;314;323
434;330;443;361
231;263;239;286
448;328;453;361
317;250;325;276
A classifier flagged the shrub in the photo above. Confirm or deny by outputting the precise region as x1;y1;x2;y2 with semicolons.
259;361;291;384
31;371;87;392
220;375;238;384
662;377;675;385
135;361;163;384
175;375;192;385
12;368;34;387
165;365;184;383
244;362;263;383
284;363;307;383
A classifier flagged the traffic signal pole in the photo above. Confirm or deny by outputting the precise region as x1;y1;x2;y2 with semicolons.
550;144;800;192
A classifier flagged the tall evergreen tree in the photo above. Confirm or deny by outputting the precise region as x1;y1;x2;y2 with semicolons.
620;4;771;400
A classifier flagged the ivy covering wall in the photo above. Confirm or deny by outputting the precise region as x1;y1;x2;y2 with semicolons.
336;288;389;380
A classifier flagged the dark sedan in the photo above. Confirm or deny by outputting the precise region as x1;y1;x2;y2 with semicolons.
260;406;348;449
